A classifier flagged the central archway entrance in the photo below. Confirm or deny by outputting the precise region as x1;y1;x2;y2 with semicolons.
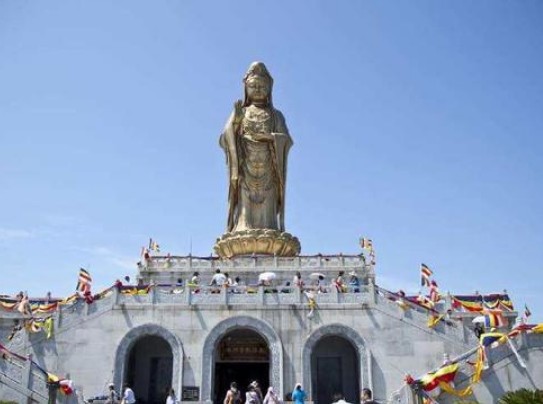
126;335;173;404
214;329;270;403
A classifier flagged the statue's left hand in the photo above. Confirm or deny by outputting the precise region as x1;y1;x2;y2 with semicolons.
252;132;274;142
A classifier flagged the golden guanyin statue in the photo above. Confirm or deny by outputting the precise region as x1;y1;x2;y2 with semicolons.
215;62;300;258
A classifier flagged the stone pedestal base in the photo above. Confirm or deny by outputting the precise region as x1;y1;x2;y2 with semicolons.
214;229;301;258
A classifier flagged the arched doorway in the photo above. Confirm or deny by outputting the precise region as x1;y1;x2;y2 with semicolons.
201;316;283;403
126;335;173;404
311;335;359;404
214;329;270;404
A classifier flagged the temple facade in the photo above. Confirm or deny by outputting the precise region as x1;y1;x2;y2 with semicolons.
2;253;541;404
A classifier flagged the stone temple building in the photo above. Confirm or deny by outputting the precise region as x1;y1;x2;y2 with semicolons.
1;62;542;404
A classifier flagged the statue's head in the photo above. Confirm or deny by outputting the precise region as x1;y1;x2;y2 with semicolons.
243;61;273;107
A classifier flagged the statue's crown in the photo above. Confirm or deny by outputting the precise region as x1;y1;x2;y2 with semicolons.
244;61;273;84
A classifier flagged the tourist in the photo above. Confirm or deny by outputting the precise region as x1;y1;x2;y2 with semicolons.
258;273;273;287
474;322;485;339
348;271;360;293
332;393;351;404
246;384;261;404
334;271;346;293
165;387;178;404
210;269;227;288
251;381;263;403
281;281;292;293
315;275;326;293
293;271;304;289
223;381;241;404
361;388;376;404
189;272;200;293
17;292;32;316
106;383;119;404
263;386;280;404
291;383;306;404
231;276;242;293
121;383;136;404
225;272;233;288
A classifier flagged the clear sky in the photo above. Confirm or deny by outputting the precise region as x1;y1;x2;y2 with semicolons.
1;1;542;321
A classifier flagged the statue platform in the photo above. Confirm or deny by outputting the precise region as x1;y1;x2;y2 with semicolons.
213;229;301;258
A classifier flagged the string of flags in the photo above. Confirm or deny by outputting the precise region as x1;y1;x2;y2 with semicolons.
404;323;543;403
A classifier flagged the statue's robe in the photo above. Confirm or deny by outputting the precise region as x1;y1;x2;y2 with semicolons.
220;105;292;233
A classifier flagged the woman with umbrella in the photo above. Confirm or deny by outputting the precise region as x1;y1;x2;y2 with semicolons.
310;273;326;293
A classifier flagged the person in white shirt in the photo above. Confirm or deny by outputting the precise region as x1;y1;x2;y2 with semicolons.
210;269;227;287
165;388;178;404
331;393;351;404
122;384;136;404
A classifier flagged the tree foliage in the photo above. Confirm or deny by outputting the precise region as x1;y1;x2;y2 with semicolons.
499;388;543;404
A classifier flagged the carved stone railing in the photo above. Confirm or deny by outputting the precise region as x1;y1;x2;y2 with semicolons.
21;285;374;347
374;288;475;346
115;285;372;308
0;353;49;403
141;255;370;275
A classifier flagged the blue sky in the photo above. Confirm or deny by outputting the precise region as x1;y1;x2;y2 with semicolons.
1;1;542;321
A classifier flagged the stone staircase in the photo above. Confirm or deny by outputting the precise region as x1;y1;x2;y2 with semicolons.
0;351;49;403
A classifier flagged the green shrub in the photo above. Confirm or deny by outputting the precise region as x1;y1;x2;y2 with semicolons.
499;388;543;404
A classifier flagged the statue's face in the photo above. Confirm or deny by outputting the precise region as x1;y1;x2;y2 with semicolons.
246;77;270;104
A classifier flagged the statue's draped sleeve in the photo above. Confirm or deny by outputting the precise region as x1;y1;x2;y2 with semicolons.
272;110;293;232
219;109;239;232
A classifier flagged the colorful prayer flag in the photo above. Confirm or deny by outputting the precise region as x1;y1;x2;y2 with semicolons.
452;295;484;312
420;363;459;392
429;280;440;303
483;311;506;328
359;237;373;249
524;304;532;319
420;263;433;287
479;331;507;347
59;379;74;395
149;238;160;252
76;268;92;292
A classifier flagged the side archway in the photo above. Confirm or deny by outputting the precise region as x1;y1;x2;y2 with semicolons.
201;316;283;403
302;324;371;401
114;324;184;398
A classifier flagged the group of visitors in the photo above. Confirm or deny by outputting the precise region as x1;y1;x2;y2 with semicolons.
333;271;361;293
224;381;279;404
105;381;376;403
184;269;362;294
105;383;179;404
224;381;377;404
106;383;136;404
290;383;377;404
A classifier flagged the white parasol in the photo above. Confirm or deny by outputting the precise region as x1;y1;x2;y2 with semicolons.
258;272;277;282
472;316;485;324
309;272;326;280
